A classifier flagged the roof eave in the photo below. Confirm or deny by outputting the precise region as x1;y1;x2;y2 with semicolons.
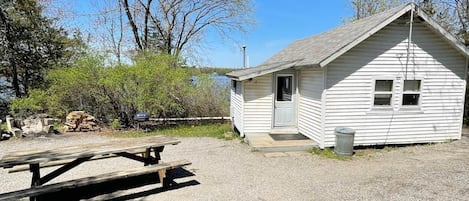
416;7;469;58
225;74;240;81
235;64;295;81
226;60;304;81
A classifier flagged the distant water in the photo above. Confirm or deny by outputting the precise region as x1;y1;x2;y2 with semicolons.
191;75;230;88
212;75;230;87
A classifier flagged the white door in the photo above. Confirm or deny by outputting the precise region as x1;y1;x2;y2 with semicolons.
274;74;296;127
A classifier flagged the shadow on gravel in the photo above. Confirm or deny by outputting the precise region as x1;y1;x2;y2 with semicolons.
104;180;200;201
36;168;198;201
353;142;431;151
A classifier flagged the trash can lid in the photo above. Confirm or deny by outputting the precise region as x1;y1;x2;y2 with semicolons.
335;127;355;134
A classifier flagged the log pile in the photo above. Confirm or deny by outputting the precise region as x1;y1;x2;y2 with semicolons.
64;111;100;132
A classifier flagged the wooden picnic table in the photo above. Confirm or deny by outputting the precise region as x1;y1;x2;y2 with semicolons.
0;135;191;201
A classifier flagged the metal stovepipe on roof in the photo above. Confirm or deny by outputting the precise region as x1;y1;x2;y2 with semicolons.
242;45;246;69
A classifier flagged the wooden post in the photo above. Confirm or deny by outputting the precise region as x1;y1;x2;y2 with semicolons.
29;164;40;187
29;163;40;201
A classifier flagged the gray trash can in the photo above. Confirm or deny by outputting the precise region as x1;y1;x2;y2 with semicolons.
334;127;355;156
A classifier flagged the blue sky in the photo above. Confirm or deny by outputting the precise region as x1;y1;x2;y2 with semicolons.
208;0;354;68
54;0;354;69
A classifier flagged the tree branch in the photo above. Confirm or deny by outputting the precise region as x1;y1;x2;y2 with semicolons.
122;0;143;50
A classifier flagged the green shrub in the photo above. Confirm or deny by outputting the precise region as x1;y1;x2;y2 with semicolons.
9;53;229;127
10;89;49;118
1;123;7;131
111;119;121;130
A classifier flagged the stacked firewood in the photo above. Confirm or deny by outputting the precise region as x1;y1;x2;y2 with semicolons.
65;111;100;132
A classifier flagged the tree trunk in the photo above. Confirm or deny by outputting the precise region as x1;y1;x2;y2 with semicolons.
142;0;153;49
122;0;143;50
11;64;21;98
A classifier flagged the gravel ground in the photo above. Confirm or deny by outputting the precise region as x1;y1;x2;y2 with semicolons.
1;131;469;201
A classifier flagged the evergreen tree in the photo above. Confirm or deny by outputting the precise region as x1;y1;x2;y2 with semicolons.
0;0;81;98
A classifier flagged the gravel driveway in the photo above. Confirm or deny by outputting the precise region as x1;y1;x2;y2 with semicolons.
1;131;468;201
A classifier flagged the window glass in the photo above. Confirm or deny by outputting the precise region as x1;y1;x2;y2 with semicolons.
404;80;420;92
374;94;392;105
277;76;292;101
402;94;419;105
375;80;393;91
373;80;393;106
402;80;421;106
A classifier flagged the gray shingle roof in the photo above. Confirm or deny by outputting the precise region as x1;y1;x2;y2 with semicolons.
227;3;468;81
264;3;409;67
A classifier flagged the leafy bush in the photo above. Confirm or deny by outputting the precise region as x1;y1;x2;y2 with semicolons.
9;53;229;127
10;89;49;118
111;119;121;130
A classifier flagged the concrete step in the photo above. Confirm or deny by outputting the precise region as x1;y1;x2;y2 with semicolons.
246;134;318;152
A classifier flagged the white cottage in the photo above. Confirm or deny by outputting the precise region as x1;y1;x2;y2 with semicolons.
226;3;469;148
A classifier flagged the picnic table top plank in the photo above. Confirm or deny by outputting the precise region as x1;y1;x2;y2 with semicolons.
0;135;180;168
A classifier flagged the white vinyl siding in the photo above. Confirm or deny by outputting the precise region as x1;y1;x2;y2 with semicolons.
323;19;466;147
298;69;324;144
230;81;243;134
243;74;273;134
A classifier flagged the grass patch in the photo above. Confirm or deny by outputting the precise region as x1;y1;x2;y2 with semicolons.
310;147;351;160
115;123;236;139
1;123;7;131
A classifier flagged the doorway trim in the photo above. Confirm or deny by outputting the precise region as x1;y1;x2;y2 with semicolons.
273;72;297;128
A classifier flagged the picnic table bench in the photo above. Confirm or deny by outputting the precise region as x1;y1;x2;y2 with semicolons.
0;135;191;201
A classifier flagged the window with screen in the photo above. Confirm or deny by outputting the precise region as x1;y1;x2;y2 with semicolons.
402;80;421;106
373;80;393;106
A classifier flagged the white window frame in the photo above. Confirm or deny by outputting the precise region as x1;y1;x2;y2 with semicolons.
372;78;395;109
401;79;422;108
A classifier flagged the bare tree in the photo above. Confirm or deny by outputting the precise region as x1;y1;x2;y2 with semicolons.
94;0;128;63
349;0;403;20
452;0;469;43
120;0;254;58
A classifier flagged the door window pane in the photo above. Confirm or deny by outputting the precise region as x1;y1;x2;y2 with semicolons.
277;76;292;101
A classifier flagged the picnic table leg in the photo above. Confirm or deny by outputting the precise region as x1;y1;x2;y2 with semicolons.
29;163;40;201
143;148;151;166
142;146;165;165
160;169;175;188
30;163;41;186
153;146;164;164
